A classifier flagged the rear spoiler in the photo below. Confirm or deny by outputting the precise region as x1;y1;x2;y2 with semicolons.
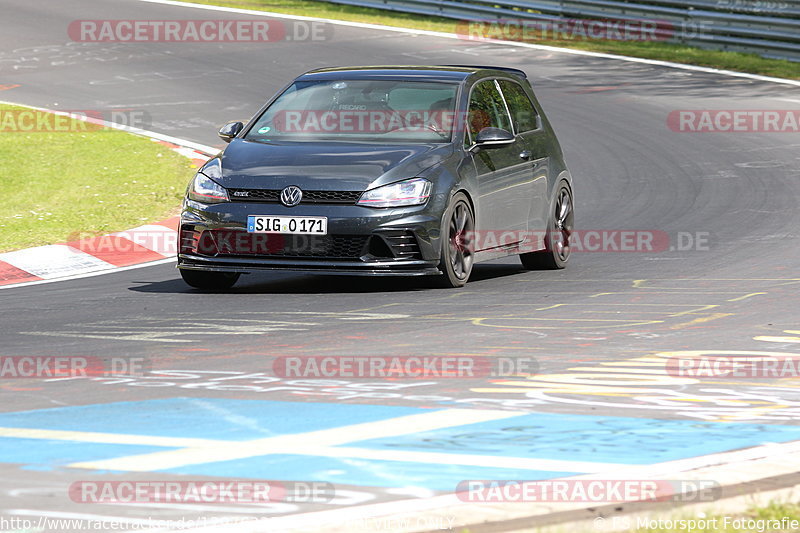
439;65;528;80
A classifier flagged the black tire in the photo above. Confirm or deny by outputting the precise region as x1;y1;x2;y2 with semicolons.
180;269;240;290
520;183;573;270
436;192;475;288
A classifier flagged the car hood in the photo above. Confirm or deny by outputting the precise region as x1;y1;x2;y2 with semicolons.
211;139;453;191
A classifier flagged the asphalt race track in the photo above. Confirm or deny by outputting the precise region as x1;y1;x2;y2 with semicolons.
1;0;800;531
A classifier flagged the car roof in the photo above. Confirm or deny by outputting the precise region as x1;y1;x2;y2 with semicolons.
298;65;527;83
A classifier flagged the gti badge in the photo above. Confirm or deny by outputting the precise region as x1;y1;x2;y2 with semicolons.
280;186;303;207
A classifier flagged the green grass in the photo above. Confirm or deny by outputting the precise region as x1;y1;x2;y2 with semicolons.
0;104;195;252
178;0;799;80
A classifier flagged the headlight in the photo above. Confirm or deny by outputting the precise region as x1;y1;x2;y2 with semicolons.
188;173;228;203
357;178;431;208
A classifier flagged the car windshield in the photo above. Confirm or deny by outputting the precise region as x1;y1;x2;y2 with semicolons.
245;79;459;143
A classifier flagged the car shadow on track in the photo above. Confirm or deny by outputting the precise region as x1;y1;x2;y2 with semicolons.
128;263;528;294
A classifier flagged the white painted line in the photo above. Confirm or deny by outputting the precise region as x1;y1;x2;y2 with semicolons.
0;427;222;448
755;335;800;343
21;331;193;343
68;408;525;472
319;446;622;473
0;99;207;290
0;99;218;155
136;0;800;87
3;412;612;474
0;257;176;291
0;245;115;279
173;145;210;160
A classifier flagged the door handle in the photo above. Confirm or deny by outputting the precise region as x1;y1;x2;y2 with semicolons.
519;150;532;160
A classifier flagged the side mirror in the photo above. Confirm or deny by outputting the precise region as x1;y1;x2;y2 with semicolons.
474;127;515;147
218;121;244;143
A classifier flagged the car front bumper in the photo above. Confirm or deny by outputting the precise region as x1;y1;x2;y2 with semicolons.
177;198;445;276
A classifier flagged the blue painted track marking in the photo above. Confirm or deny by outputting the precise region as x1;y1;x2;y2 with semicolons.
352;412;800;464
3;399;800;490
163;455;574;491
0;438;170;470
0;398;423;439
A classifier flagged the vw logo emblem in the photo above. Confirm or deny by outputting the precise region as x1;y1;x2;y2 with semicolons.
280;186;302;207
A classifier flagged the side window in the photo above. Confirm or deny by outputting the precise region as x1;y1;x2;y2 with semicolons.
466;80;512;144
498;80;539;133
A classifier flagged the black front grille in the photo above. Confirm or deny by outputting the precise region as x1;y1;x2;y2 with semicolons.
230;189;280;201
381;230;423;260
305;190;363;203
199;230;368;259
228;189;362;204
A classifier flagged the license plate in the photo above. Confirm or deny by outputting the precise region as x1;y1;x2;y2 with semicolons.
247;215;327;235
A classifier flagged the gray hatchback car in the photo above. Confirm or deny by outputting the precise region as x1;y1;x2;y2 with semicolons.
178;65;574;289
